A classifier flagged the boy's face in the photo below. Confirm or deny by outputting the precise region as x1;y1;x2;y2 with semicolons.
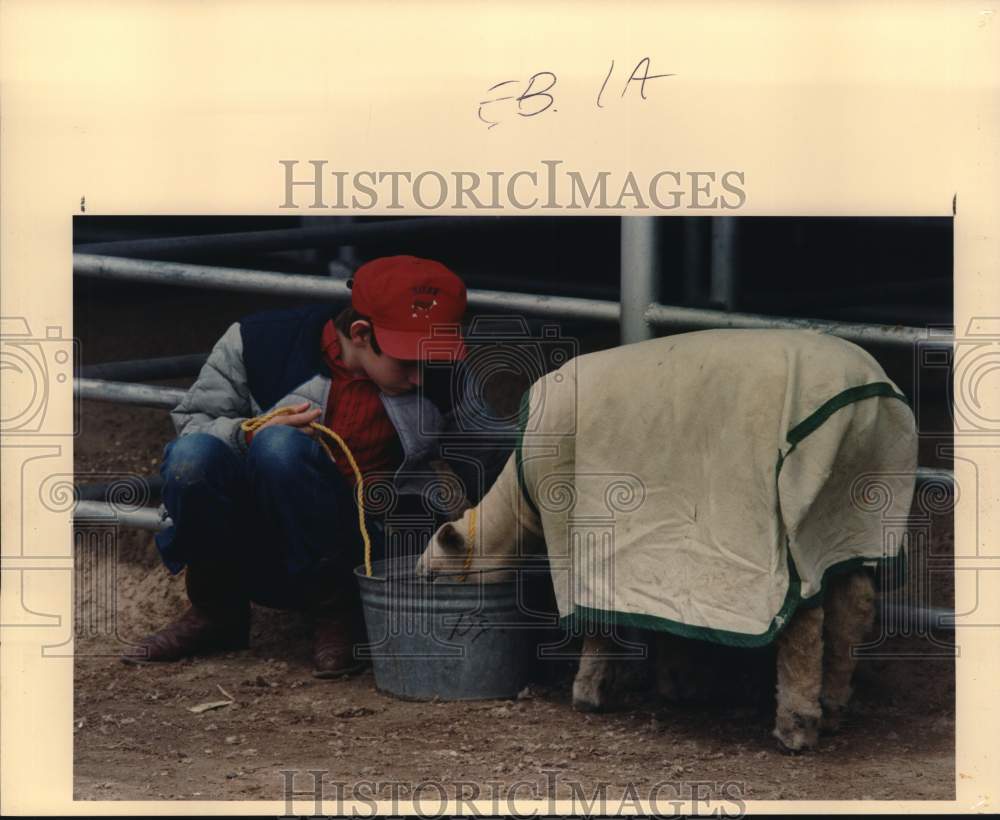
348;321;421;396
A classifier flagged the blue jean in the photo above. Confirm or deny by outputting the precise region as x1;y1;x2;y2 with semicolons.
154;427;378;610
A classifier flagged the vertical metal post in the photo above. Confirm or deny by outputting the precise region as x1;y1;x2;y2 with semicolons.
683;217;709;306
709;216;740;310
334;215;360;276
300;216;356;278
298;216;326;270
620;216;660;344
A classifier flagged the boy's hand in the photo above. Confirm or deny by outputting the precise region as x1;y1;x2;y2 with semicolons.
256;402;322;437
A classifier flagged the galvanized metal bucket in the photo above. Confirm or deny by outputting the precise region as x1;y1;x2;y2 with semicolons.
354;556;533;701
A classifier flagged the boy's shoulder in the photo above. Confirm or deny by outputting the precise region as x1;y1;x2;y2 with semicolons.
237;306;337;406
238;304;335;331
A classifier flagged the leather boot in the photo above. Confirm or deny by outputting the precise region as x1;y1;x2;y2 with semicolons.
121;563;250;664
311;601;367;678
303;561;366;677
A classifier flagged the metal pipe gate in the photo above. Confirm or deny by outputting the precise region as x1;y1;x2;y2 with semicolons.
73;219;956;517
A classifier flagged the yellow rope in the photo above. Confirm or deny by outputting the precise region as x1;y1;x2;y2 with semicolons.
457;506;477;582
241;406;375;577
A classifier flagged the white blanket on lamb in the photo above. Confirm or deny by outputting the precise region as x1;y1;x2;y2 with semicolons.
515;329;916;646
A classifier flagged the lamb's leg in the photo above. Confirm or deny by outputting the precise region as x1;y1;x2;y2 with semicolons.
820;570;875;734
654;632;699;702
773;605;824;753
572;635;617;712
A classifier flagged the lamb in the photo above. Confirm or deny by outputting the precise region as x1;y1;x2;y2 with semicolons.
418;454;876;752
416;329;916;753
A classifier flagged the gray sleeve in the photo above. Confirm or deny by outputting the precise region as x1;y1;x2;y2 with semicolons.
169;322;255;455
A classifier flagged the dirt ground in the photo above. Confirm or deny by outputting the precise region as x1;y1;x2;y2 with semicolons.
72;284;956;803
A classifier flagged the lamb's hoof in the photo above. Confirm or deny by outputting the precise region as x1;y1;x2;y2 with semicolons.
572;680;609;713
774;735;803;755
772;712;819;754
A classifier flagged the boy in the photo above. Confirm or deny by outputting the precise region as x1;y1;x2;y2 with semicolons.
122;255;480;676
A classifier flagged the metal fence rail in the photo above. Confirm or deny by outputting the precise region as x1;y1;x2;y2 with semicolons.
75;378;187;409
644;303;945;348
75;253;954;348
76;254;353;300
79;353;208;382
74;500;168;531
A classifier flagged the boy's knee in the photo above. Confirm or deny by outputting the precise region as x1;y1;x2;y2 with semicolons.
247;425;314;480
162;433;233;488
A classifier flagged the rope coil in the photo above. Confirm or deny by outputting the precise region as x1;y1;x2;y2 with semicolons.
241;406;477;580
241;407;376;576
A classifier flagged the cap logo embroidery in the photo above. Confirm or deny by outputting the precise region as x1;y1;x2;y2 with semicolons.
411;285;440;318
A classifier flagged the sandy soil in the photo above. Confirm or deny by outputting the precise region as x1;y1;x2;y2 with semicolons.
72;285;956;803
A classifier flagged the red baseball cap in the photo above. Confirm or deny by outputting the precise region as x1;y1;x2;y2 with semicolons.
350;255;468;361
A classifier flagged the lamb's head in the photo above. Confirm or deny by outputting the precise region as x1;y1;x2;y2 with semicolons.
416;456;538;581
416;517;472;580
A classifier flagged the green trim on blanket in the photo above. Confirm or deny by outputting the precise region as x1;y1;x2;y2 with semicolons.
561;550;903;648
561;549;804;648
786;381;909;448
559;379;911;647
782;379;909;606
